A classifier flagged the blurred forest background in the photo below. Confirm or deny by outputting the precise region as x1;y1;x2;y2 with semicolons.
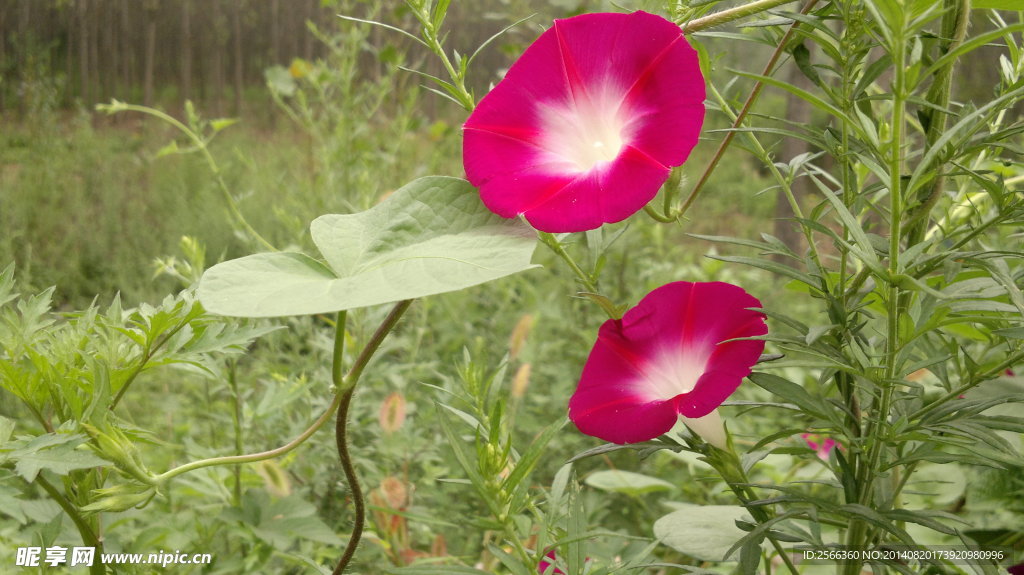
0;0;574;117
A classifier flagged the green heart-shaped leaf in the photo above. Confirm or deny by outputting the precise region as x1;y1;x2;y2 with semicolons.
654;504;749;562
198;177;538;317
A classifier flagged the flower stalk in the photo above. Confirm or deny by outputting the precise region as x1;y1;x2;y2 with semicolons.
95;101;276;252
681;0;800;34
701;443;800;575
334;300;413;574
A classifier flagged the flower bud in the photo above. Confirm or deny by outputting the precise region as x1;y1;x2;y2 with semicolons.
509;314;535;360
380;476;408;509
379;392;407;434
81;483;157;514
256;459;292;498
511;363;531;399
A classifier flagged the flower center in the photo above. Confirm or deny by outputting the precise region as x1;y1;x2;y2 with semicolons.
538;94;627;172
643;350;709;401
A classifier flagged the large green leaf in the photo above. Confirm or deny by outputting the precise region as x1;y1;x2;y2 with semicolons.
199;177;538;317
654;504;749;562
584;470;673;496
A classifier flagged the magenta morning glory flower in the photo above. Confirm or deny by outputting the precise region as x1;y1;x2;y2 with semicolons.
463;11;705;233
569;282;767;444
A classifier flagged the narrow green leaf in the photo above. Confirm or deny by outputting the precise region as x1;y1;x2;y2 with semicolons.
734;70;853;123
749;373;829;418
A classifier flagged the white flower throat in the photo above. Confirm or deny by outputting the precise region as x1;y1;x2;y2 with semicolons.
539;92;628;172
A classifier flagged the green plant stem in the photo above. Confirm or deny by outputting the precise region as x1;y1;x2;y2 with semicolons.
679;0;821;219
643;203;678;223
681;0;799;33
110;318;191;410
910;350;1024;423
334;300;413;574
836;2;864;452
37;474;105;575
96;102;275;252
154;395;341;483
846;10;910;574
705;449;800;575
705;82;826;278
537;232;602;295
333;385;363;575
228;361;243;508
903;0;971;243
412;7;474;111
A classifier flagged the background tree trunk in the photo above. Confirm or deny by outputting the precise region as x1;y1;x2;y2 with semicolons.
211;0;224;116
232;0;243;115
143;0;157;107
0;3;7;113
78;0;89;105
774;61;813;259
181;0;191;103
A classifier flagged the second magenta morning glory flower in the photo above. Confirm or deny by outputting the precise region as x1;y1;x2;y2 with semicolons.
569;282;767;444
463;11;705;233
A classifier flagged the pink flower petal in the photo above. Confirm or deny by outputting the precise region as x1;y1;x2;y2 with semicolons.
569;282;766;444
464;11;705;232
802;433;838;460
538;550;564;575
522;146;670;232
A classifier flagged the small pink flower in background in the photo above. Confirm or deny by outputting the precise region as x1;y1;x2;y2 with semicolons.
569;282;767;444
538;550;564;574
463;11;705;233
801;433;837;460
1007;562;1024;575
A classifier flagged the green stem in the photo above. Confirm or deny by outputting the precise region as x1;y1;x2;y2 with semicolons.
37;475;105;575
846;10;909;574
110;318;191;410
96;102;275;252
154;394;341;484
706;82;826;277
910;350;1024;423
537;232;600;294
340;301;412;392
333;300;413;574
706;449;800;575
333;386;363;575
836;2;864;454
679;0;821;219
903;0;971;242
643;203;678;223
229;362;243;508
681;0;800;34
412;7;474;111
